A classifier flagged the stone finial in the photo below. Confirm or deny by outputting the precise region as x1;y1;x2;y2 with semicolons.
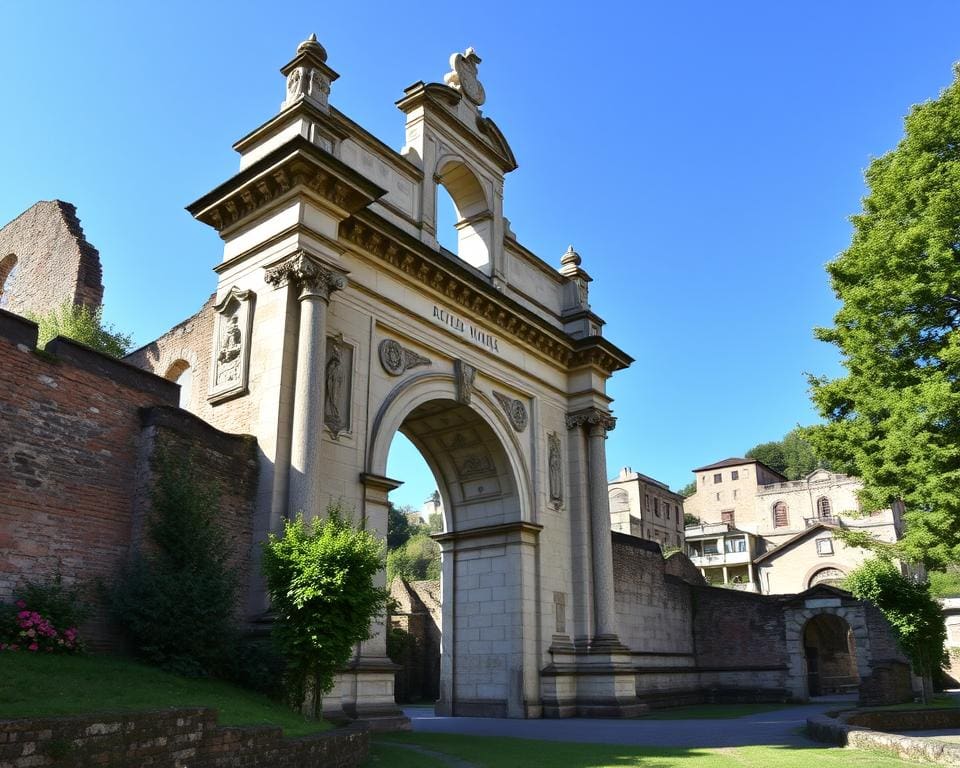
281;34;338;113
297;33;327;61
444;47;486;106
560;245;581;269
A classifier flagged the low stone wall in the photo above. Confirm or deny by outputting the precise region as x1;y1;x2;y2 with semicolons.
0;708;368;768
807;709;960;766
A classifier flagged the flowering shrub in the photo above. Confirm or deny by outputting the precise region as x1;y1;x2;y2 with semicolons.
0;574;88;654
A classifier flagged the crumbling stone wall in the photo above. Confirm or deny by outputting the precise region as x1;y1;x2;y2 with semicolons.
0;200;104;316
0;308;258;648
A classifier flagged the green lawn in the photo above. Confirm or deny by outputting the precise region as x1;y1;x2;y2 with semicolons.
369;734;918;767
641;702;796;719
0;652;329;737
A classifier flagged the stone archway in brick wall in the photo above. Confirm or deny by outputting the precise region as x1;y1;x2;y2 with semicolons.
783;599;872;700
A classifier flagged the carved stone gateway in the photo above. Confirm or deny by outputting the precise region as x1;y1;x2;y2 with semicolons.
184;35;638;725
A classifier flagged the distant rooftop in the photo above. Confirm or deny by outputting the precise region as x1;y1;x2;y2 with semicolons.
691;456;787;480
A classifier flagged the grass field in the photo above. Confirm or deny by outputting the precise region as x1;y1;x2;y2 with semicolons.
0;652;328;737
367;733;918;767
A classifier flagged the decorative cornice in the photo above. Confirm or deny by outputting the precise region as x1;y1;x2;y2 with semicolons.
264;251;347;300
187;135;386;236
565;407;616;432
342;216;634;372
432;520;543;544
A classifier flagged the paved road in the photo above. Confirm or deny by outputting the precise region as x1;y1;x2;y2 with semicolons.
403;701;847;749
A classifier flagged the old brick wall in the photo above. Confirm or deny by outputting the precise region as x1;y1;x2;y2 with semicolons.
0;709;368;768
0;308;258;648
125;294;258;434
0;200;103;316
691;585;788;668
612;533;695;655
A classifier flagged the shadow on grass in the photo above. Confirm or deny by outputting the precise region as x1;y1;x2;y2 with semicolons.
368;733;915;768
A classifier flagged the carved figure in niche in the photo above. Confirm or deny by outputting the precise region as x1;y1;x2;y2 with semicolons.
548;432;563;507
216;315;243;385
325;338;344;426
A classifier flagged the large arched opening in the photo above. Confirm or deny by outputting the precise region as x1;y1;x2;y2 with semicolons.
370;378;535;717
803;613;860;696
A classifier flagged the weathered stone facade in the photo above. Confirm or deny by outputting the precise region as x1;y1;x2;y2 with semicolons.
0;200;104;316
607;467;686;551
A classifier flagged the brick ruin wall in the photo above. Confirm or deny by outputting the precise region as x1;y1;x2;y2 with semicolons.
613;534;790;701
126;293;258;434
0;709;367;768
0;200;104;316
0;308;258;649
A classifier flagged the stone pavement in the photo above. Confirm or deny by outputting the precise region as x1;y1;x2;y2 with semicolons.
403;701;849;749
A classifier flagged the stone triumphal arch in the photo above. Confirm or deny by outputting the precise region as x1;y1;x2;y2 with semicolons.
183;36;635;722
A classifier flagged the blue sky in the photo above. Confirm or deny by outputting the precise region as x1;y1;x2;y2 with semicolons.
2;2;959;508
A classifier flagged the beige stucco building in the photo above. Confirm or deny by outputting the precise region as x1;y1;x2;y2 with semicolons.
685;459;904;594
607;467;685;551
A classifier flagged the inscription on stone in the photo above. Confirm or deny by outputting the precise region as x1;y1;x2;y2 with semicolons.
432;305;500;353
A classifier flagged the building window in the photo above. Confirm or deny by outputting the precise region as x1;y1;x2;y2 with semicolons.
816;538;834;556
0;253;17;307
713;473;722;484
721;509;735;524
703;539;719;555
665;504;671;520
725;536;746;553
816;496;832;518
715;492;720;501
773;501;789;528
733;489;738;499
731;470;739;481
164;359;193;409
654;498;661;517
645;493;650;512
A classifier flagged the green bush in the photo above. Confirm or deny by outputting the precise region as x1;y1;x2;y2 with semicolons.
109;450;239;677
32;301;132;358
387;532;440;583
261;506;388;715
0;573;89;654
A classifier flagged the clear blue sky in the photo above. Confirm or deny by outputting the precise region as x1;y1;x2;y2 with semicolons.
3;2;959;508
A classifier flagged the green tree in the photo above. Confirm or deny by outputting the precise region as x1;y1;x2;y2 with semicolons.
845;558;946;698
109;451;238;677
807;65;960;568
261;506;388;715
387;502;415;550
32;301;132;358
683;512;701;527
677;480;697;498
745;428;821;480
386;532;441;583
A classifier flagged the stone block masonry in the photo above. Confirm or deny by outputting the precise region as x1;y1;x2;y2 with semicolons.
0;308;258;648
0;709;368;768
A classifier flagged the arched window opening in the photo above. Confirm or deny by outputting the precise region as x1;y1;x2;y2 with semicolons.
773;501;789;528
0;254;18;307
816;496;832;519
435;160;492;273
164;359;193;409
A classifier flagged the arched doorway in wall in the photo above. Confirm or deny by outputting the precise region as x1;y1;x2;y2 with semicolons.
164;359;193;409
803;613;860;696
372;387;532;718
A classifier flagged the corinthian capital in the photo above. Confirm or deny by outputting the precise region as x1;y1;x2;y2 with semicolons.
565;407;616;433
264;251;347;301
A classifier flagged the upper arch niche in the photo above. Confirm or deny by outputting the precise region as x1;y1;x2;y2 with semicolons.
435;158;493;270
0;254;17;307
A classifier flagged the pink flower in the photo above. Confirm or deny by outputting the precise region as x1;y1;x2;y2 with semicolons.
17;611;30;620
15;600;25;609
10;645;19;652
27;643;38;652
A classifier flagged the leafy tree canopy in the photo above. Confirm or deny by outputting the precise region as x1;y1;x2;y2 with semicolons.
807;65;960;568
677;481;697;498
32;301;132;358
745;428;822;480
387;533;441;583
845;558;946;687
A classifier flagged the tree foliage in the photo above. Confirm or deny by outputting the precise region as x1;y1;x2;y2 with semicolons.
678;481;697;498
745;428;822;480
807;65;960;568
261;506;388;711
32;301;132;358
387;532;441;583
845;558;946;682
110;451;238;677
387;503;416;550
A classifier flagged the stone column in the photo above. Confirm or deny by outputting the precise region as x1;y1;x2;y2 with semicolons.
567;407;619;645
265;251;346;519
